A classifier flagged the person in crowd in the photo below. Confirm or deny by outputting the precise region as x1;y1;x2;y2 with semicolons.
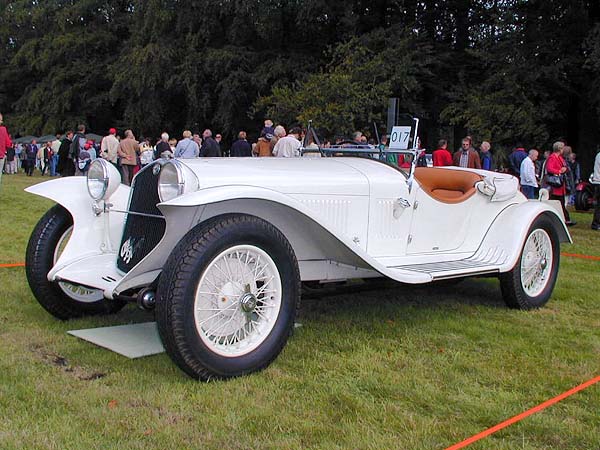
77;142;93;174
302;133;321;157
507;143;527;176
271;125;286;154
520;149;538;199
215;133;222;150
50;134;62;176
453;137;481;169
561;145;576;206
117;129;140;186
273;126;301;157
568;151;581;206
254;127;274;157
479;141;494;171
378;134;397;165
536;149;550;184
101;127;120;170
200;129;221;157
230;131;252;157
0;113;12;186
546;141;575;226
192;133;202;155
36;141;45;173
19;143;27;173
591;149;600;231
433;139;452;167
263;119;274;137
154;132;172;159
140;139;154;167
5;144;17;174
175;130;199;158
168;138;177;153
70;124;87;175
15;143;22;172
25;140;38;176
57;130;74;177
41;141;53;176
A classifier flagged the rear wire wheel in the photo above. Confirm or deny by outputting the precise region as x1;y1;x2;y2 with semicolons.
499;216;560;309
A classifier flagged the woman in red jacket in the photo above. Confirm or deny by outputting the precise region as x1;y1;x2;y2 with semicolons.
546;141;575;226
0;112;13;188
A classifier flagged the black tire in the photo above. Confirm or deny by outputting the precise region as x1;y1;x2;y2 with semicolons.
156;214;301;380
499;215;560;310
25;204;126;320
575;190;591;211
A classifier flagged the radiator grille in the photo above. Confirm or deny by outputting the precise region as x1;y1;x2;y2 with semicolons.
117;163;166;273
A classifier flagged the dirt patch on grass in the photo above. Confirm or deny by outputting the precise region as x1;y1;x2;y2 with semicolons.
29;344;107;381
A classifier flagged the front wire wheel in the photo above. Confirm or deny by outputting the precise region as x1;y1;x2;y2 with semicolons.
26;204;126;320
156;214;300;380
194;245;283;358
500;216;560;309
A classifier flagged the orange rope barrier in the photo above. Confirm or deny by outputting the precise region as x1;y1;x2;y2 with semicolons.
0;263;25;268
445;375;600;449
561;252;600;261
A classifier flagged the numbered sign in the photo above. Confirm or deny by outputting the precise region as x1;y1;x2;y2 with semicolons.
389;126;412;150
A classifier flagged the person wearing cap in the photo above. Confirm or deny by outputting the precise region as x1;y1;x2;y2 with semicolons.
254;127;274;157
101;128;120;169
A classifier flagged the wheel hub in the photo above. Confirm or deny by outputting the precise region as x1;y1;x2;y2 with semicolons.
240;292;258;313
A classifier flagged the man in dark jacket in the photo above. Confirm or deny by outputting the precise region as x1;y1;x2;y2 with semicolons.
507;143;527;176
200;129;221;157
70;124;87;175
57;130;74;177
230;131;252;157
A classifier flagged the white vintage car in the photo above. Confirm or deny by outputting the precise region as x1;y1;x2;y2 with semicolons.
25;147;571;380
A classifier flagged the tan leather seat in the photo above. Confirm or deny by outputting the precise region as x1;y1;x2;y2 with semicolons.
414;167;483;204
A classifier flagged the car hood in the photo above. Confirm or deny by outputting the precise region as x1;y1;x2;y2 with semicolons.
177;157;374;196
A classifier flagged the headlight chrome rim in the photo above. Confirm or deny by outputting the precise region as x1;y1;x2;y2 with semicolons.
87;159;110;200
158;160;186;202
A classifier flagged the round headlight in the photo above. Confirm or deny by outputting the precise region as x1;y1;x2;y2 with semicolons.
157;160;199;202
87;159;109;200
87;159;122;200
158;162;184;202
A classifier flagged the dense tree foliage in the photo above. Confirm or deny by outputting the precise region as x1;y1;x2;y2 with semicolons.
0;0;599;169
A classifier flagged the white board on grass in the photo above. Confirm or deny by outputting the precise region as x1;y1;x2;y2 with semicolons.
68;322;165;359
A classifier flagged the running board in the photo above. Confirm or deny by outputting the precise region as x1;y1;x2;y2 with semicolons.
387;247;508;282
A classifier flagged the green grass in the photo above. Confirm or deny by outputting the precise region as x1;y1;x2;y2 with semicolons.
1;172;599;449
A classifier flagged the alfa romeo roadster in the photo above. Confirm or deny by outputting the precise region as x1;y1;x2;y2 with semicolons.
25;145;571;380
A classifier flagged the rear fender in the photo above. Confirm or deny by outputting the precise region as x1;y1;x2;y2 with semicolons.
479;200;571;273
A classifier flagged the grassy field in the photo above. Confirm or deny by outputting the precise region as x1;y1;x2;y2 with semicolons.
0;172;598;450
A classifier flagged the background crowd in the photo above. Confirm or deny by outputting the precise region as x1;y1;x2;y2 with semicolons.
1;110;599;230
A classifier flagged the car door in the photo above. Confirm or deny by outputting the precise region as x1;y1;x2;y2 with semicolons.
366;177;416;258
406;185;475;255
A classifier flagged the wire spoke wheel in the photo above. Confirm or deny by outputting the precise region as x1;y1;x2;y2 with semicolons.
194;245;282;357
156;214;300;380
500;215;560;310
26;204;126;319
520;229;553;297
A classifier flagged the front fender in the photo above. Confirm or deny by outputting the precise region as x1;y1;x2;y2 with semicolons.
25;177;131;272
479;200;571;273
